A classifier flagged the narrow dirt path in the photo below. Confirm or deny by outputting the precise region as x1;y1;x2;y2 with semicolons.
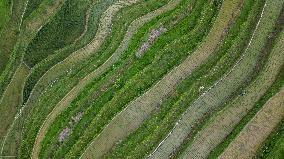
219;86;284;159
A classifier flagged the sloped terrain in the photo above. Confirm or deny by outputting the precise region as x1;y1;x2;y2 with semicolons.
0;0;283;158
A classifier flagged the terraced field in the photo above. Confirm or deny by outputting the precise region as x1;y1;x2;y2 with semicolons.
0;0;283;158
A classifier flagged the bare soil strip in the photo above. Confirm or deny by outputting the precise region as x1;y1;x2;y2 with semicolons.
148;0;284;158
180;26;284;159
79;0;243;158
31;1;181;158
219;86;284;159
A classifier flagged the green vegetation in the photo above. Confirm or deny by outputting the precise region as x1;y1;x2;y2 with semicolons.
1;0;283;158
23;0;45;19
146;0;284;158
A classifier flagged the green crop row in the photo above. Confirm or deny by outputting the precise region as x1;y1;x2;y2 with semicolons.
105;0;264;158
148;0;283;157
172;1;283;158
16;0;174;158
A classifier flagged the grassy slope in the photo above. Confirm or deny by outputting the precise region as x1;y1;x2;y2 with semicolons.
0;0;11;72
0;0;282;157
0;0;66;138
0;63;29;148
144;0;243;157
0;0;67;156
0;1;119;156
64;1;218;158
0;0;65;102
78;0;216;158
20;0;135;112
0;0;27;80
36;0;199;157
22;0;116;105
